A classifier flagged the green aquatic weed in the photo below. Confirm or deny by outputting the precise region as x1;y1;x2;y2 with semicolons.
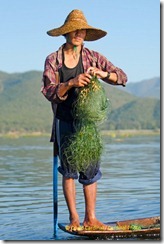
63;122;103;171
62;76;110;172
73;76;109;124
129;224;142;230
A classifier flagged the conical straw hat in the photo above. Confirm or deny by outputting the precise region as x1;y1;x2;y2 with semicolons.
47;9;107;41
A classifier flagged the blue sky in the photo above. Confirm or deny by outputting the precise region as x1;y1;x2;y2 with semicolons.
0;0;160;82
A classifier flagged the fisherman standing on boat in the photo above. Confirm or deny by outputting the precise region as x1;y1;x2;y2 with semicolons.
41;9;127;230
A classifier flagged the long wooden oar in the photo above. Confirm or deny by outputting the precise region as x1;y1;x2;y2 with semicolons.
53;144;58;235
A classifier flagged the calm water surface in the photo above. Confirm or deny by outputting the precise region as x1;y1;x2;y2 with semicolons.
0;135;160;240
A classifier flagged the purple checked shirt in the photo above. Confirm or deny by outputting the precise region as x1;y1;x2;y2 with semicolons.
41;44;127;145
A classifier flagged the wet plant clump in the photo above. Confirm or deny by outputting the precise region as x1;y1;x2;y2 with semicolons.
62;76;110;172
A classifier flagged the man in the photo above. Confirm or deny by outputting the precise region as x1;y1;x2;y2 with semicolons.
41;9;127;230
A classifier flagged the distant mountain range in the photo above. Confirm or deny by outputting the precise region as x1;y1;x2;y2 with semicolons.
0;71;160;133
118;77;160;99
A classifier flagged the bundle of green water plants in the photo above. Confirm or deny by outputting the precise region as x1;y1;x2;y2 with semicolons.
62;75;110;172
73;75;109;124
62;122;103;172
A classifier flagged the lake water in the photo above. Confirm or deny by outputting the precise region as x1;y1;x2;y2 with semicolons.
0;135;160;240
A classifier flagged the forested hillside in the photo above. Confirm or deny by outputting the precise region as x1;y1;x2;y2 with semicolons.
0;71;52;134
0;71;160;134
118;77;160;99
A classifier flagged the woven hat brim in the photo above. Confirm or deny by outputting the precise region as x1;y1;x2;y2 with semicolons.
47;21;107;41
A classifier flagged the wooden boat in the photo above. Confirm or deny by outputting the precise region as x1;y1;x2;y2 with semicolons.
58;216;160;239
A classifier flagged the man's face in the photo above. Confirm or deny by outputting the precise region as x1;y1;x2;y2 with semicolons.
66;29;86;46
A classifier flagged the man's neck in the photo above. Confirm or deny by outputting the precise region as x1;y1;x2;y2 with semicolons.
64;43;82;54
64;43;82;60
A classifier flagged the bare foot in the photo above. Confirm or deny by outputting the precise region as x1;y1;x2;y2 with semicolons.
66;219;80;231
83;218;113;231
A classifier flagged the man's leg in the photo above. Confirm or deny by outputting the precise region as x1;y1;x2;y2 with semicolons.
62;176;80;227
83;182;109;229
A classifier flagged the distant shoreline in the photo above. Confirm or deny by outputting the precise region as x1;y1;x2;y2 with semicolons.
0;129;160;139
101;129;160;137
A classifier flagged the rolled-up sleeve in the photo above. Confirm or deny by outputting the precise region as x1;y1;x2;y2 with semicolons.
107;64;127;86
93;51;128;86
41;54;68;102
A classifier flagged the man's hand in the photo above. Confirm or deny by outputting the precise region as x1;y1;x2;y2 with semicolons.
87;67;107;79
87;67;118;83
69;73;92;88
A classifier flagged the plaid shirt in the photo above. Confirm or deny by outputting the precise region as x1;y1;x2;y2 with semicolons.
41;44;127;144
41;44;127;102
